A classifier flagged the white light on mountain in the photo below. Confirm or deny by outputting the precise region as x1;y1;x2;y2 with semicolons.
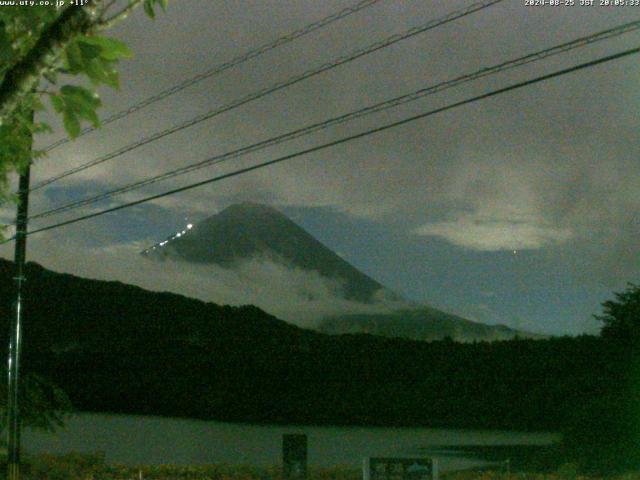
177;233;182;237
187;224;193;229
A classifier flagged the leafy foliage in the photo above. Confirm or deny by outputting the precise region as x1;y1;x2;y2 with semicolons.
596;283;640;343
50;85;102;138
0;369;72;435
24;454;359;480
0;0;168;431
0;7;59;187
0;1;165;204
561;392;640;474
20;454;640;480
0;6;60;83
143;0;169;19
554;284;640;474
63;35;132;90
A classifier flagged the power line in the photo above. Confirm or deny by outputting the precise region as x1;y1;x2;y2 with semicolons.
29;0;504;192
28;19;640;221
3;45;636;245
40;0;385;153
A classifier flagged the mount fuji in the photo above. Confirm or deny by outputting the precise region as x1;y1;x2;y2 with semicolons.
142;202;541;342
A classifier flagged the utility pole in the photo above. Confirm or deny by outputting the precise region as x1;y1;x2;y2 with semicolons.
6;139;32;480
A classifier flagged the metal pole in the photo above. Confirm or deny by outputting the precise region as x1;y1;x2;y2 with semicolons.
6;161;31;480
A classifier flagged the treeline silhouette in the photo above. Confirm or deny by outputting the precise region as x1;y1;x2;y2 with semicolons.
0;260;634;440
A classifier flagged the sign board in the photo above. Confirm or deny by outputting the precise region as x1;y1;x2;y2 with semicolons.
363;457;437;480
283;434;307;480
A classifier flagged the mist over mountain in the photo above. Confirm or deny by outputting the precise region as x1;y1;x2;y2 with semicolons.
142;202;395;303
319;308;544;342
141;202;538;341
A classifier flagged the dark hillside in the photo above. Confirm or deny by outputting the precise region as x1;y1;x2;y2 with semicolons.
0;259;630;431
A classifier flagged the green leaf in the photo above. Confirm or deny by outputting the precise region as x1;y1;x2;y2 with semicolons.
50;86;102;135
0;106;34;173
32;148;47;160
60;85;101;127
77;41;102;63
84;58;120;90
102;68;120;90
49;93;65;113
64;41;84;74
60;85;100;107
143;0;169;18
62;110;80;138
80;36;132;61
143;0;156;19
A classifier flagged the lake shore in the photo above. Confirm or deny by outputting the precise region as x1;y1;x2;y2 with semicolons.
20;453;636;480
23;412;559;471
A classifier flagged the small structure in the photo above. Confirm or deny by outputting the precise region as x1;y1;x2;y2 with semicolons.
363;457;437;480
283;434;308;480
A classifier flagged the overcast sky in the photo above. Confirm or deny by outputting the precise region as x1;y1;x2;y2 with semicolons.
1;0;639;335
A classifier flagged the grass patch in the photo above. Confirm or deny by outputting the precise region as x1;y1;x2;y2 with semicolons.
3;453;639;480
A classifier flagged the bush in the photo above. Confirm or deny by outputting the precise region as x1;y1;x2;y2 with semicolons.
28;452;106;480
19;453;360;480
17;453;640;480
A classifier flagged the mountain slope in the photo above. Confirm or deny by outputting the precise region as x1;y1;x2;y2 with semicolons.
141;202;538;342
319;308;543;342
142;202;385;303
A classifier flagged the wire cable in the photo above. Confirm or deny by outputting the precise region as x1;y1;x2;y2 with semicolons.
30;0;504;192
1;44;635;245
28;19;640;221
40;0;386;153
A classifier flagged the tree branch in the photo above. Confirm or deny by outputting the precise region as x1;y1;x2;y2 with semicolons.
0;2;101;127
98;0;119;19
96;0;145;31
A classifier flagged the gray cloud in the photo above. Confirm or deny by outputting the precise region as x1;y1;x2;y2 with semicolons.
2;226;409;328
415;211;573;251
2;0;636;334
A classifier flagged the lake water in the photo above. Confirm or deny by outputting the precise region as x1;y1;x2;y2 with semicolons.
23;413;559;471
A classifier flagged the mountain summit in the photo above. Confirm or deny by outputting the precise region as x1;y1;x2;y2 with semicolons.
142;202;386;302
142;202;540;342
